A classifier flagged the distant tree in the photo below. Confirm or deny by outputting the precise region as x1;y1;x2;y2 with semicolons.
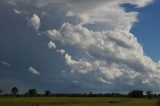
0;90;2;95
89;92;93;97
27;89;37;97
153;93;157;98
146;91;153;99
11;87;18;96
45;90;51;96
128;90;143;98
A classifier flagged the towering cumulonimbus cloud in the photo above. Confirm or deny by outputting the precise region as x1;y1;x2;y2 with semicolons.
46;0;159;89
5;0;160;91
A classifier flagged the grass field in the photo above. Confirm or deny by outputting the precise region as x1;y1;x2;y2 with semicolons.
0;97;158;106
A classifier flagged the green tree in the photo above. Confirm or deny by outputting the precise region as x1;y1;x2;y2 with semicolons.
45;90;51;96
146;91;153;99
27;89;37;97
11;87;18;96
0;90;2;95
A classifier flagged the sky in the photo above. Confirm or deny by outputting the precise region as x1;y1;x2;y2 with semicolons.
0;0;160;94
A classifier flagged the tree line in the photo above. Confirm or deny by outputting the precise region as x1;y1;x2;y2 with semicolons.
0;87;158;99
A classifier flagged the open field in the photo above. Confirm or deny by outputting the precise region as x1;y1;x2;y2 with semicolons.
0;97;158;106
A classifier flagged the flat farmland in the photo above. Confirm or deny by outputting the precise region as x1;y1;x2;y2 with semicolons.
0;97;158;106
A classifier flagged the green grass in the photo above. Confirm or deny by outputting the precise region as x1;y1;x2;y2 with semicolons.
0;97;158;106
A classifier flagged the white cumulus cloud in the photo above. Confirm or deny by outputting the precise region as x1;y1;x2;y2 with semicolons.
28;67;40;75
56;49;65;55
13;9;21;14
48;41;56;49
28;14;40;32
1;61;10;67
